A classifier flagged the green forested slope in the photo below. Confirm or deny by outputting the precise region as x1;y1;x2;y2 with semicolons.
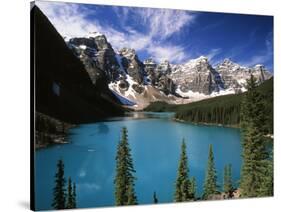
145;78;273;133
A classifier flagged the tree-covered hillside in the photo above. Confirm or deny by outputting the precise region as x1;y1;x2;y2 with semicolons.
145;78;273;133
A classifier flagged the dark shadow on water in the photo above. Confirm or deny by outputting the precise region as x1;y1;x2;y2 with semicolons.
88;123;109;137
97;123;109;134
18;201;30;209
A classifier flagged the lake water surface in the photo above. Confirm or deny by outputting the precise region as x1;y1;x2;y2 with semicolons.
35;112;242;210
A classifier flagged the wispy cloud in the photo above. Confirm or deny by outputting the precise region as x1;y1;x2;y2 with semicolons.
147;44;188;63
204;48;222;64
133;8;196;40
36;1;195;63
242;32;273;69
36;1;101;38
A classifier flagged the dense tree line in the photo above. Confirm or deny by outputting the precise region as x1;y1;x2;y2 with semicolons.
145;78;273;134
176;77;273;133
175;100;241;127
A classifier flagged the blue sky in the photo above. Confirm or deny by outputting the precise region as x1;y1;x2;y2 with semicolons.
37;1;273;71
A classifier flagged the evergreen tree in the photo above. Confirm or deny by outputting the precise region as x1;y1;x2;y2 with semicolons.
52;159;66;209
72;183;77;208
189;177;196;200
258;157;273;196
153;191;158;204
174;139;190;202
240;75;271;197
202;144;218;199
223;164;233;198
114;127;137;206
66;177;74;209
127;182;138;205
255;148;273;197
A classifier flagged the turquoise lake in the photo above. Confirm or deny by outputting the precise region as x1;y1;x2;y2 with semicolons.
35;112;242;210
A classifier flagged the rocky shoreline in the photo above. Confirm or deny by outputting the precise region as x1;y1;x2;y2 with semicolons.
35;112;74;150
35;132;69;149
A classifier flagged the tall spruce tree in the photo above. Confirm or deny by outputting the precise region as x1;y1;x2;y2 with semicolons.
240;75;271;197
114;127;137;206
202;144;218;199
66;177;74;209
174;139;190;202
223;164;233;198
189;177;196;200
258;156;273;196
52;159;66;209
127;182;138;205
72;183;77;208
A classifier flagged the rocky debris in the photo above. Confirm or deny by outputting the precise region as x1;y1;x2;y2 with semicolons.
206;188;241;200
132;84;145;94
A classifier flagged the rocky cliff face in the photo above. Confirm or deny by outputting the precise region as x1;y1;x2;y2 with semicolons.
170;56;224;95
118;48;144;84
68;33;121;84
65;32;272;109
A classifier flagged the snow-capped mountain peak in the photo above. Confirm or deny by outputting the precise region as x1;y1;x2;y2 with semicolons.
65;33;273;109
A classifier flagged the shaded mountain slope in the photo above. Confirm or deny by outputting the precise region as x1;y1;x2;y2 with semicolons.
32;6;124;123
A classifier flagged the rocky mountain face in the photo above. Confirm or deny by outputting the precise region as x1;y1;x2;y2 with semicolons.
65;32;272;109
215;59;271;92
170;56;224;96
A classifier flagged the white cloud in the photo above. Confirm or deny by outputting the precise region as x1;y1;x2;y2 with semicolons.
36;1;195;63
134;8;196;40
147;44;188;63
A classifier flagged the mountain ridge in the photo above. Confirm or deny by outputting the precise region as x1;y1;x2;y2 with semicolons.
66;32;272;109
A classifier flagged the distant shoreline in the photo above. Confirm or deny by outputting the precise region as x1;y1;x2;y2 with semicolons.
173;118;240;129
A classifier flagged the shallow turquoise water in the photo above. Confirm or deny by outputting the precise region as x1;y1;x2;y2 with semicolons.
35;112;242;210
